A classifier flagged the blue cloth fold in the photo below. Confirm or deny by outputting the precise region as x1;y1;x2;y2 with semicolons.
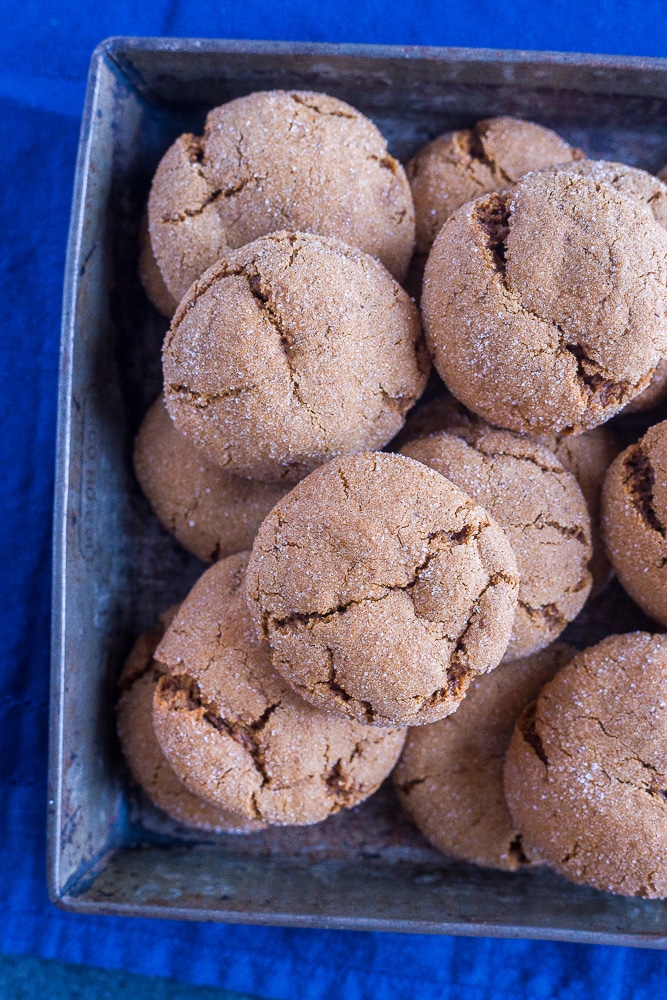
2;2;667;997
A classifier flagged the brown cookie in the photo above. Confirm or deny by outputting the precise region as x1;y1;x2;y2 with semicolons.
504;633;667;897
134;396;287;562
153;553;406;826
246;452;519;728
145;89;415;311
396;396;617;597
138;209;178;318
540;159;667;230
542;161;667;419
539;426;619;596
163;231;428;483
394;642;574;871
602;419;667;625
117;607;263;833
400;427;592;659
623;359;667;414
407;117;580;256
422;171;667;434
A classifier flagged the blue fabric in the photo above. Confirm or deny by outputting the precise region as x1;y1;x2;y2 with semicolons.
3;2;667;998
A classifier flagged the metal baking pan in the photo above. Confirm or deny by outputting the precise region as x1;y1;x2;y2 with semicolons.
49;36;667;943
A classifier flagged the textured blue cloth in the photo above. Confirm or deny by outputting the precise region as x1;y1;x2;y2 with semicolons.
3;2;667;998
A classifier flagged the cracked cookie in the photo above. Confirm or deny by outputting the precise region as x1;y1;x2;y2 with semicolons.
117;606;263;833
400;426;592;659
602;418;667;626
245;452;520;728
395;395;617;596
134;396;287;562
422;170;667;434
152;552;406;825
407;116;581;257
504;633;667;897
144;89;415;313
394;642;573;871
541;160;667;418
163;231;428;482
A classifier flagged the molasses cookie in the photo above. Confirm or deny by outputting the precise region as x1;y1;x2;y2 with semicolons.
396;397;616;596
407;117;580;256
400;426;592;659
145;89;415;312
394;642;573;871
163;232;428;482
153;553;406;825
602;418;667;625
117;606;263;833
422;170;667;434
246;452;519;728
134;396;287;562
504;633;667;897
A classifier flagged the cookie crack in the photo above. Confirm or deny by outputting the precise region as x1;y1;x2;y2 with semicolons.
168;383;258;406
269;521;494;636
245;270;329;438
157;672;280;788
467;125;513;185
475;191;510;277
518;700;550;767
517;599;568;633
290;93;356;118
562;343;631;409
526;516;588;547
623;443;666;536
398;776;427;795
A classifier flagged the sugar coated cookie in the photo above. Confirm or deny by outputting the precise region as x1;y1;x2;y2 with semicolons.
246;452;519;727
394;642;573;870
504;633;667;897
117;607;263;833
163;231;428;482
153;553;406;825
145;89;415;313
422;170;667;434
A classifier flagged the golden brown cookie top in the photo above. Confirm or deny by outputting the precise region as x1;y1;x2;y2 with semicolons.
246;452;519;728
400;426;592;659
134;396;287;562
407;116;580;255
422;170;667;435
117;606;264;833
152;553;406;826
602;418;667;627
394;642;573;871
504;633;667;897
147;89;415;305
163;231;428;482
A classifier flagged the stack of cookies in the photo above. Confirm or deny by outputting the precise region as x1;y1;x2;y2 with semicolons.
120;91;667;900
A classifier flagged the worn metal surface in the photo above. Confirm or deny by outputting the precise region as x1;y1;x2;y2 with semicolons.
50;37;667;941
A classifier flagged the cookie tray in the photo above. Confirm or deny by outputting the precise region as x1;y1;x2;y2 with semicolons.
49;36;667;944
